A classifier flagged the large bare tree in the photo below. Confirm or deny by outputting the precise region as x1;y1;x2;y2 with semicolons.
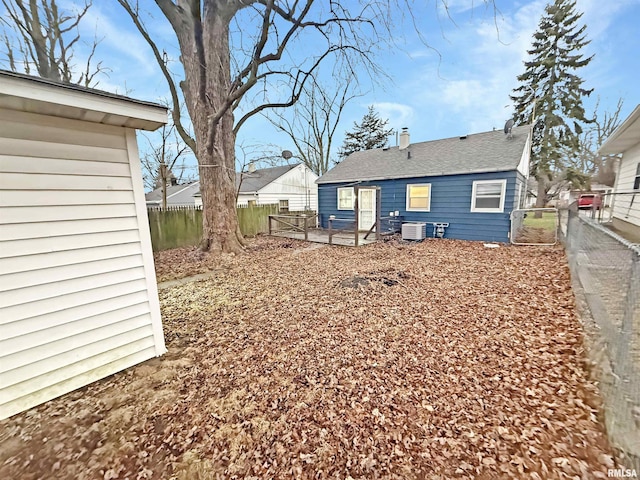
117;1;497;253
265;79;360;176
116;0;389;253
0;0;106;86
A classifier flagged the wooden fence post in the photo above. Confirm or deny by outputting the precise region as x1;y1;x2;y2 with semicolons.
268;215;272;235
304;214;308;241
328;217;333;245
376;187;382;241
354;186;359;247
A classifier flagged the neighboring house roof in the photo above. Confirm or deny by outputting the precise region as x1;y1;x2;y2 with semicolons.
146;181;200;205
237;164;299;193
317;126;530;184
599;104;640;154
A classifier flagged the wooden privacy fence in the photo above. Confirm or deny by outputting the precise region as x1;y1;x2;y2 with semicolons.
237;204;279;237
147;207;202;251
147;204;279;251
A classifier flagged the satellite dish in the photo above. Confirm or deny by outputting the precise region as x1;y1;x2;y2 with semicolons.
504;119;515;138
281;150;293;160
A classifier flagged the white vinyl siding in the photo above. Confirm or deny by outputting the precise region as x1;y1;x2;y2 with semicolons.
612;144;640;228
0;108;164;419
247;164;319;211
471;179;507;213
406;184;431;212
338;187;354;210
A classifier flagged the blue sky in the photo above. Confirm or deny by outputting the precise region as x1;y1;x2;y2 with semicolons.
3;0;640;175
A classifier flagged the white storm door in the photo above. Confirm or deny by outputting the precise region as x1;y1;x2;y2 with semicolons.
358;189;376;231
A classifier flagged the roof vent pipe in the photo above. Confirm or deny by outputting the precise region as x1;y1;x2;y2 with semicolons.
399;127;410;150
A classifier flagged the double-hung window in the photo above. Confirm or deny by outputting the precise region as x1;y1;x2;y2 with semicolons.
337;187;354;210
406;184;431;211
634;163;640;190
471;179;507;213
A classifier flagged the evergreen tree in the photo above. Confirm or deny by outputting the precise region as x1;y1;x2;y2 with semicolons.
510;0;593;207
339;106;393;158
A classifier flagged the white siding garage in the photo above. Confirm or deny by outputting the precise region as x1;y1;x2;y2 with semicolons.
599;104;640;235
0;71;168;420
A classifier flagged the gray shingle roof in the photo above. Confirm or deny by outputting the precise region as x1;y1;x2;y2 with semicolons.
317;126;530;184
237;164;298;193
145;181;200;205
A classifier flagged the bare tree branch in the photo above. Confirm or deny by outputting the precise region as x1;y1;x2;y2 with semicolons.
571;97;624;187
0;0;108;86
140;119;193;192
264;78;361;175
116;0;197;153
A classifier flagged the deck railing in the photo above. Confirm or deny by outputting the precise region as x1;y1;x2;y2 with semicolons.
327;217;358;246
268;213;318;241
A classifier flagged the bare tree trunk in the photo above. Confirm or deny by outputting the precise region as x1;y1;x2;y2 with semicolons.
196;115;244;253
535;176;547;208
534;174;547;218
160;162;167;211
119;0;245;253
179;7;244;253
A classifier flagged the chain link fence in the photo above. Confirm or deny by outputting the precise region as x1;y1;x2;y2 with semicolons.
572;191;639;233
510;208;559;245
561;208;640;469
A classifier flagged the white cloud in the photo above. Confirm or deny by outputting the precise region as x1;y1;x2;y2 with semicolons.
370;102;415;129
67;1;161;77
435;0;481;15
402;1;545;137
403;0;636;139
579;0;638;38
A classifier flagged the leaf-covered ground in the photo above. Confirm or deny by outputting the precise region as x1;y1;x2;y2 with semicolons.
1;237;618;479
153;245;231;283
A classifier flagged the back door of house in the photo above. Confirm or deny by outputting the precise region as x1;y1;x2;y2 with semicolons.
358;188;376;231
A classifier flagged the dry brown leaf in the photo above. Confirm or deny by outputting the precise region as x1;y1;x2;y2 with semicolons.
0;237;615;480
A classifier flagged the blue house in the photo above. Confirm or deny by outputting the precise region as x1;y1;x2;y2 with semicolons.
316;126;531;243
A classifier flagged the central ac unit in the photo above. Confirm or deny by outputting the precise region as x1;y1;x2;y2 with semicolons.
401;223;426;240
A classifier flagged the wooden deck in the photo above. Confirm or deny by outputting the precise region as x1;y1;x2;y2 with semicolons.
271;229;378;247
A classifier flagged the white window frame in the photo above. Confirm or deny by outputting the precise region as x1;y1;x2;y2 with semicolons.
337;187;354;210
471;179;507;213
406;183;432;212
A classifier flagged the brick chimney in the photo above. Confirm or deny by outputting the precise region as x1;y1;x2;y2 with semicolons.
399;127;410;150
